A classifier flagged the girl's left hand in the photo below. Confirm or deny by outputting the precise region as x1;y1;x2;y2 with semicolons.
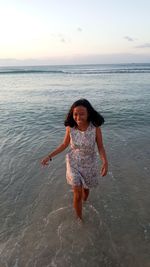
41;156;50;166
101;161;108;176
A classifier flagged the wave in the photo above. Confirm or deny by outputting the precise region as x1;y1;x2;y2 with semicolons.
0;64;150;75
0;69;66;75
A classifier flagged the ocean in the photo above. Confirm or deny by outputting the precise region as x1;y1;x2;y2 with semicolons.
0;64;150;267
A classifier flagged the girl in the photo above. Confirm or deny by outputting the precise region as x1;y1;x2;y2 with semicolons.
41;99;108;220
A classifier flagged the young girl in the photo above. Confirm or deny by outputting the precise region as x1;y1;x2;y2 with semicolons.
41;99;108;220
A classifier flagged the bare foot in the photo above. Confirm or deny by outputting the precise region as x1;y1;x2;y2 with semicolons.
77;217;84;226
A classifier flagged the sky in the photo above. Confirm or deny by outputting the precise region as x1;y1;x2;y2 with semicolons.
0;0;150;65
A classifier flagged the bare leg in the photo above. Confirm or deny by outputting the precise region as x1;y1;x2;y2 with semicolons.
82;188;89;201
73;186;82;219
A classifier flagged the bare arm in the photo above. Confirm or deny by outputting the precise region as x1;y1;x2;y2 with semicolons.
41;127;70;165
96;127;108;176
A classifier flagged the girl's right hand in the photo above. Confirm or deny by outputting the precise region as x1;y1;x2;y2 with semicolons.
41;156;50;166
101;161;108;176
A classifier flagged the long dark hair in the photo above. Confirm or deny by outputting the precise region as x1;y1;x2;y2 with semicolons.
64;98;104;127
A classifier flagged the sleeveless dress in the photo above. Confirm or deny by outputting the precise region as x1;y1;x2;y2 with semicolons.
66;123;99;189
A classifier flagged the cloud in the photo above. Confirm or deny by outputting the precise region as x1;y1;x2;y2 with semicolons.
77;27;82;32
50;33;68;43
135;43;150;48
124;36;135;42
60;38;66;43
58;34;68;43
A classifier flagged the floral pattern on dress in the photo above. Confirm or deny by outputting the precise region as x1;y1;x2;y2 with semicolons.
66;123;99;188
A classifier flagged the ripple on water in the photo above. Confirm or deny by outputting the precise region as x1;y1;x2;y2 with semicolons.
0;203;122;267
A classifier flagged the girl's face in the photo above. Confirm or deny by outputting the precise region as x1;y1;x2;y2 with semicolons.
73;105;88;126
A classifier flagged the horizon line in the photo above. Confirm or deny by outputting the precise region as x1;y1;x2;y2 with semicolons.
0;62;150;68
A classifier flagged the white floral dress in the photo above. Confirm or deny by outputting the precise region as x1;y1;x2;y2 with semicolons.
66;123;100;189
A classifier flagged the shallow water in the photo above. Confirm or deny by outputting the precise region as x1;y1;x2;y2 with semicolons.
0;64;150;266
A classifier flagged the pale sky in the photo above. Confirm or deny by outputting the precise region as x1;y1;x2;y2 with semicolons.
0;0;150;65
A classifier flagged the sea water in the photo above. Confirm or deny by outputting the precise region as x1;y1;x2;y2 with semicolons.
0;64;150;267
